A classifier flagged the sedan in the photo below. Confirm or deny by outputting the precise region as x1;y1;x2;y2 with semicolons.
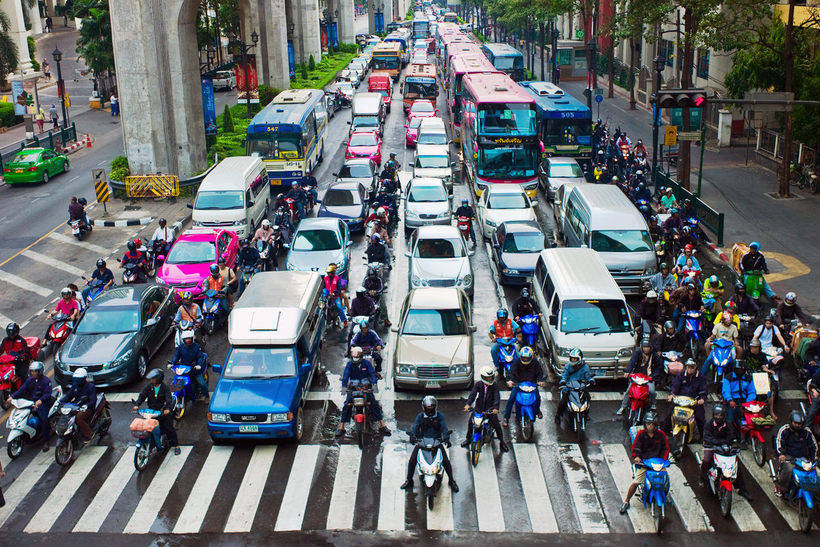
2;147;68;185
405;116;422;147
476;185;537;239
317;181;369;233
339;69;360;88
491;221;550;285
157;228;239;298
403;177;452;235
54;285;175;388
335;158;378;197
407;225;474;296
408;99;437;119
286;217;353;278
538;157;587;201
345;131;382;165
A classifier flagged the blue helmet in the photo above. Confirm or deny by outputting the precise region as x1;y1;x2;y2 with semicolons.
520;346;534;364
750;241;760;250
496;308;508;320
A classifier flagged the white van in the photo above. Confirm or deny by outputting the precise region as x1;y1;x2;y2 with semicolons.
532;248;636;378
191;156;270;239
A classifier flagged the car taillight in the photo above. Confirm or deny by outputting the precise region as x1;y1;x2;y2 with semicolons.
27;166;39;172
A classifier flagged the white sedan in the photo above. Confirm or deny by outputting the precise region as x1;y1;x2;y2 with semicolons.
476;184;537;239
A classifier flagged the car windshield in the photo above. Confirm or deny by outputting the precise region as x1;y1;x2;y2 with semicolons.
417;131;448;145
338;82;354;92
75;307;140;334
414;237;465;258
591;230;653;252
408;185;447;202
549;162;583;178
415;155;449;168
223;347;297;379
194;190;244;210
353;116;380;129
166;241;216;264
14;152;40;164
338;163;373;178
561;299;632;334
402;308;467;335
411;101;434;113
292;229;342;251
349;133;378;147
323;189;360;206
488;193;528;209
502;232;545;253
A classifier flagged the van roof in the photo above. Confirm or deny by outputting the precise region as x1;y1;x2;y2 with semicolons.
228;271;322;345
416;143;449;155
538;248;624;300
570;185;648;231
200;157;262;190
408;288;461;309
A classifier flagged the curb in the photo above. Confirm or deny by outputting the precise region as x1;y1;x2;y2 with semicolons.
706;242;730;263
90;217;154;227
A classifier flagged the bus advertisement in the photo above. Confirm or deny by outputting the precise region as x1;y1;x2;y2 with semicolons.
402;63;438;112
519;81;592;160
446;54;497;142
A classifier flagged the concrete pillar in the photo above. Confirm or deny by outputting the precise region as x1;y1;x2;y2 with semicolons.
284;0;302;64
717;109;732;148
296;0;321;64
368;0;376;34
29;0;43;34
259;0;290;89
382;0;392;26
338;0;354;44
2;0;33;73
109;0;205;177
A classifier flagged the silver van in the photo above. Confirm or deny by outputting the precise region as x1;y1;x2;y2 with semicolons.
562;185;657;295
553;181;588;236
532;248;636;378
350;92;384;135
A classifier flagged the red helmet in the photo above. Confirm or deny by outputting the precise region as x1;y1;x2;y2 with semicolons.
684;244;693;252
133;238;142;247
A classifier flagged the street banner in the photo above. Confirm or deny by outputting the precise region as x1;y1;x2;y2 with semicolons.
11;81;26;116
287;41;296;78
201;78;217;135
329;22;339;48
235;54;259;105
321;25;328;52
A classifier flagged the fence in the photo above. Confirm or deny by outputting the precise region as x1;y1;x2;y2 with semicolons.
0;123;78;174
655;171;725;246
756;128;816;167
597;55;637;93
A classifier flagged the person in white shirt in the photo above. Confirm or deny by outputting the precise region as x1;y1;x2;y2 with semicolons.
150;218;175;254
752;314;787;365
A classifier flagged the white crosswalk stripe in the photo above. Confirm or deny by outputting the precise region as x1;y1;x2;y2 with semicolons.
73;447;136;533
426;446;454;530
513;442;558;533
0;450;53;528
666;459;712;532
224;445;276;533
123;446;192;533
326;445;362;530
472;445;505;532
377;443;406;531
173;445;234;534
275;444;321;531
0;269;52;297
600;443;659;533
21;249;86;277
48;232;110;254
559;443;609;533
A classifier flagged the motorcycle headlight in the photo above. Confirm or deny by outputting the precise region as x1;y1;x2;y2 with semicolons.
397;364;416;375
617;347;633;358
209;412;229;423
569;402;582;412
269;412;290;423
651;463;665;472
722;466;735;478
472;415;484;426
419;459;440;475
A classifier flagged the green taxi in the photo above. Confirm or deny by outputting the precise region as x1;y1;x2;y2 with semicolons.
2;147;69;185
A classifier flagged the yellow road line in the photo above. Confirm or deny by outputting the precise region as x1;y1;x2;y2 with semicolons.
766;251;811;284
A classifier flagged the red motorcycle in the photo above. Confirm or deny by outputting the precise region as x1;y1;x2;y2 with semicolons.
740;400;775;467
0;355;22;410
457;216;471;242
42;313;73;359
284;197;301;224
625;373;652;427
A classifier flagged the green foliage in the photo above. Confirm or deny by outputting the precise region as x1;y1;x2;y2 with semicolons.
300;63;308;80
406;6;413;20
257;84;281;107
206;104;254;163
109;155;130;182
27;36;39;72
308;54;316;71
336;42;359;54
71;0;115;81
222;103;234;133
0;102;22;128
111;155;128;170
290;51;357;90
0;10;19;81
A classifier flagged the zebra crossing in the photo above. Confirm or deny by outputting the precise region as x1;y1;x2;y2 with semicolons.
0;437;798;536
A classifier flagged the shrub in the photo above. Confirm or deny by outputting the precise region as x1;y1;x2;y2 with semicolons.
110;155;130;181
111;155;129;170
336;43;359;54
301;63;308;80
258;84;281;106
308;54;316;71
0;102;22;128
222;104;234;133
28;37;39;72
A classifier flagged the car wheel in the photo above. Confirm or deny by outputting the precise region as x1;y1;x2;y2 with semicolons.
63;160;70;173
137;353;148;378
42;171;49;183
294;406;304;441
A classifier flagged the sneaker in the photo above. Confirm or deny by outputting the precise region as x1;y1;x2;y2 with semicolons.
384;319;392;327
400;479;413;491
536;412;543;419
448;479;459;493
502;419;509;427
41;444;50;453
619;501;629;514
615;407;625;416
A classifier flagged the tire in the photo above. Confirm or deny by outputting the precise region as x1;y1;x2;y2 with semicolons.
798;497;814;533
355;420;364;449
751;436;766;467
521;415;533;442
205;318;215;336
55;437;74;466
718;486;733;518
134;442;150;472
653;504;664;534
294;407;304;441
0;397;10;411
63;160;70;173
427;493;435;510
470;440;481;467
137;354;148;378
97;407;112;436
7;438;23;459
174;397;185;421
42;171;49;184
672;431;685;458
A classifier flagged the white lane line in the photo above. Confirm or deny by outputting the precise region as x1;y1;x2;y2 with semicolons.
0;269;52;297
123;446;193;533
601;444;656;533
48;231;110;254
73;447;136;533
24;446;107;533
224;445;276;533
22;249;86;277
559;443;609;533
666;460;712;532
172;445;234;534
513;442;559;533
275;444;321;531
0;312;16;330
0;449;53;528
377;443;406;531
426;447;454;530
326;445;362;530
471;446;505;532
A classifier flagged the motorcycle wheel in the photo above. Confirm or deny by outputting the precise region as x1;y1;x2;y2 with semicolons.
521;415;533;442
470;440;481;467
672;431;685;459
55;437;74;466
0;394;10;411
98;407;112;436
751;436;766;467
719;487;732;518
134;442;151;472
7;437;23;459
174;399;185;421
428;493;436;510
798;497;814;533
653;504;664;534
205;318;215;336
355;420;364;449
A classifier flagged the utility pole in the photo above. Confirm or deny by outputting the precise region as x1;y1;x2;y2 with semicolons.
650;56;665;192
780;0;797;197
539;21;545;80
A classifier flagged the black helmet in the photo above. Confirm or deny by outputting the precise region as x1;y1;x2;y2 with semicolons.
712;404;726;421
638;183;646;190
521;287;530;299
422;395;437;417
659;262;668;270
146;368;164;382
6;322;20;338
96;258;106;268
644;410;658;426
158;218;167;225
735;282;745;292
390;152;397;159
210;264;220;275
78;197;88;206
127;241;136;252
790;410;805;428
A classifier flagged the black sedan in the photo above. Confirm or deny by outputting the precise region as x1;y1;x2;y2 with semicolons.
54;284;175;388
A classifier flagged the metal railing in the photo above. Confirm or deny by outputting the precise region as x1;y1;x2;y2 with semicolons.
0;123;78;174
655;171;725;246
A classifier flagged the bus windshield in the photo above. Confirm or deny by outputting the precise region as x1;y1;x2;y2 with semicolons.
373;56;400;70
247;134;303;160
479;103;536;135
405;80;437;97
477;146;537;179
493;56;523;71
543;118;592;146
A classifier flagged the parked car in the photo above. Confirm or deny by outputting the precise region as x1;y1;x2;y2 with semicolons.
335;158;379;197
54;285;175;388
157;228;239;299
345;131;383;165
286;217;353;278
339;69;360;88
475;184;537;239
490;221;550;285
2;147;68;185
211;70;236;91
405;116;422;147
538;157;586;201
403;177;453;235
408;99;436;119
317;181;370;233
407;225;474;296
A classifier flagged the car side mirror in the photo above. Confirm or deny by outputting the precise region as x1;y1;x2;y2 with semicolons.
247;200;254;207
145;318;158;328
302;361;312;369
468;249;475;256
347;121;351;124
404;250;411;257
549;315;557;327
346;240;353;247
493;242;500;250
332;172;338;177
469;325;477;332
212;363;222;374
390;326;399;333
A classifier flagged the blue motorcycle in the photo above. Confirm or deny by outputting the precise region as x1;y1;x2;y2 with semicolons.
520;315;539;349
683;310;703;358
168;360;208;421
467;409;495;467
703;338;735;383
638;457;672;533
201;289;226;335
130;406;168;472
769;457;820;533
83;277;106;305
513;381;539;442
494;337;518;379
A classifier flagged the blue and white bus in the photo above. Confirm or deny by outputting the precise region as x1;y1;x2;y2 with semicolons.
246;89;328;191
412;17;430;39
481;42;525;82
519;81;592;161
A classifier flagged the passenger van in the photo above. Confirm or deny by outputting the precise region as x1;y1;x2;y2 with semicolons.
191;156;270;239
350;92;385;135
207;271;324;441
561;184;657;295
553;181;588;235
532;248;636;378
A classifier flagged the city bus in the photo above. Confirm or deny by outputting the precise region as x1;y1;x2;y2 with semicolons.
444;42;483;75
384;28;412;65
246;88;328;190
412;17;430;38
446;54;497;142
481;42;526;81
459;72;540;198
439;34;472;67
402;63;438;112
371;42;403;80
519;81;592;161
443;11;458;23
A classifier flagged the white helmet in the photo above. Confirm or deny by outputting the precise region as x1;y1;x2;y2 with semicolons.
646;290;658;299
73;368;88;379
350;346;363;363
262;219;271;228
182;330;195;340
480;365;495;385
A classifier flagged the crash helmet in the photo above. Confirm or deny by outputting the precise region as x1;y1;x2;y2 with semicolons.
29;361;44;375
127;240;136;252
664;320;675;334
789;410;805;430
496;309;508;321
262;219;271;228
350;346;363;363
181;291;193;302
73;368;88;379
480;365;495;385
712;404;726;422
181;330;194;341
568;347;582;363
520;346;534;364
146;368;164;382
96;258;106;268
209;264;219;275
422;395;438;417
326;263;338;274
5;322;20;338
785;292;797;305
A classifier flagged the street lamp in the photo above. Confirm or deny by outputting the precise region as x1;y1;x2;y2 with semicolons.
650;55;665;191
52;47;68;128
231;31;259;118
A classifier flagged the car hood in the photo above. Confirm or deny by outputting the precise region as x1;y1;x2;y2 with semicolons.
396;335;470;365
499;251;540;271
595;251;655;271
288;249;346;272
406;201;449;215
337;176;372;188
60;332;134;365
158;262;209;284
211;377;297;414
318;204;366;219
485;208;536;225
411;257;469;279
413;167;451;179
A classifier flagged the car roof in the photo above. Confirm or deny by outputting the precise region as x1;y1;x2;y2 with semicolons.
411;99;434;107
90;284;159;307
538;248;624;300
418;117;446;130
350;130;378;138
327;181;365;192
416;144;449;155
498;220;543;234
19;147;45;154
416;225;460;238
343;157;373;167
408;288;461;309
177;229;219;241
548;157;580;165
295;217;342;231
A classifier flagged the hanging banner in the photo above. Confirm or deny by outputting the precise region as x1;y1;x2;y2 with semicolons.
321;24;328;52
234;54;259;105
201;77;217;136
329;22;339;48
11;80;26;116
287;41;296;78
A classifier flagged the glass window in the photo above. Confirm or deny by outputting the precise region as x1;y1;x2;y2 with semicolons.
166;241;216;264
323;188;360;206
661;40;674;67
406;81;438;97
548;162;583;178
590;230;653;253
560;299;632;334
338;163;373;178
502;232;546;253
408;185;447;202
411;101;435;113
697;49;710;79
478;103;536;135
352;116;380;130
417;131;448;145
13;152;41;164
415;155;449;168
292;229;342;251
477;146;538;178
247;135;303;160
542;118;593;146
493;56;521;70
402;308;467;335
349;133;378;147
75;307;140;334
414;237;465;258
487;193;528;209
223;347;297;379
408;117;423;129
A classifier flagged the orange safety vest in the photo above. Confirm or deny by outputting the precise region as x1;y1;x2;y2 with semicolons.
492;318;514;338
205;275;224;291
179;304;200;322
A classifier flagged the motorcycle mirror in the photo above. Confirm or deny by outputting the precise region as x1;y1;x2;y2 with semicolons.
467;249;475;257
390;326;399;333
404;251;411;257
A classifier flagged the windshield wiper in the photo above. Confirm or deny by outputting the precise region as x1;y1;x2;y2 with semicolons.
564;326;601;334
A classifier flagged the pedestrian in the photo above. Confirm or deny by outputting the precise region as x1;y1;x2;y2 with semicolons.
45;16;52;33
110;92;119;117
49;104;59;129
42;60;50;80
34;105;45;132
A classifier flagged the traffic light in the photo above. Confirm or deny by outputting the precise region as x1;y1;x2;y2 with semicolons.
655;88;707;109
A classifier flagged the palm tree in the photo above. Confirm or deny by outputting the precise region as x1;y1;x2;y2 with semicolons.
0;9;19;89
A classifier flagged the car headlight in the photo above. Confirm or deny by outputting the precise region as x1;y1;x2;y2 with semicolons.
231;220;246;226
397;364;416;375
192;220;203;227
485;219;497;227
458;274;473;287
524;181;538;190
155;277;166;285
557;346;572;357
209;412;229;423
406;209;420;219
106;349;133;370
269;412;290;423
450;363;470;375
411;275;427;287
617;347;633;358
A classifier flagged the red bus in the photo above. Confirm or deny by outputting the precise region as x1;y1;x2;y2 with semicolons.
446;54;497;142
402;63;437;112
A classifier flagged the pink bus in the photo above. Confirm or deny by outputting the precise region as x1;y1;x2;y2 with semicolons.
446;54;498;142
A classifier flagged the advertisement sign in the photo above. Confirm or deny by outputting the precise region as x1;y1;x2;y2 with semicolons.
321;24;328;52
11;80;26;116
329;22;339;48
375;12;384;34
287;41;296;78
201;78;217;136
234;54;259;105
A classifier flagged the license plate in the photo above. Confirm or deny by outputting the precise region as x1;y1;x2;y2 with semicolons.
72;227;80;234
425;381;440;388
238;425;259;433
269;179;281;185
15;169;23;173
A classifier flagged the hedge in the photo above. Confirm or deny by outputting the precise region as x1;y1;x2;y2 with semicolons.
290;50;357;90
0;102;22;128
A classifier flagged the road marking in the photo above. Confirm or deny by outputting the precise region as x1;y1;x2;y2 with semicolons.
765;251;811;284
275;444;321;531
24;446;107;533
666;459;712;532
224;445;276;533
173;445;234;534
559;443;609;533
0;269;52;297
123;446;192;533
73;447;136;533
377;443;406;531
601;443;657;533
426;446;454;530
326;444;361;530
513;442;559;533
22;249;86;277
0;312;15;329
471;445;505;532
0;449;54;528
0;220;67;270
48;231;110;254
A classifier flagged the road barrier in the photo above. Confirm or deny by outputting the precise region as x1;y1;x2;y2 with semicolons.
124;174;180;198
655;171;725;246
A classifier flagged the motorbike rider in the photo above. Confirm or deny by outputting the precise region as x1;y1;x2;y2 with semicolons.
675;282;705;330
198;264;229;313
774;410;818;498
454;198;476;243
461;365;509;452
648;216;664;243
365;233;391;268
649;263;676;296
730;282;760;316
324;263;349;328
488;309;521;372
49;287;81;323
616;339;661;415
663;359;707;436
555;348;594;425
632;182;652;203
633;139;647;157
237;238;262;290
744;339;778;421
512;287;540;321
335;346;391;438
660;188;677;211
301;173;319;206
350;286;377;319
121;240;149;282
133;369;181;455
273;205;296;243
752;313;787;365
2;322;31;382
703;275;724;301
82;259;114;303
384;152;400;176
700;404;752;499
216;257;237;309
637;290;662;337
68;196;90;229
805;370;820;438
679;198;697;221
350;319;384;373
721;362;756;437
170;330;208;400
739;242;776;300
150;218;175;255
285;182;307;220
775;292;814;333
8;361;52;451
805;338;820;380
173;291;202;332
651;320;687;356
363;265;390;327
401;395;458;493
502;346;546;426
674;244;701;272
704;312;742;375
252;219;276;245
662;208;683;235
619;410;670;514
59;368;97;443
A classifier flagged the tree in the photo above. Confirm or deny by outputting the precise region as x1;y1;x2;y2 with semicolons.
70;0;115;98
0;10;19;87
222;103;234;132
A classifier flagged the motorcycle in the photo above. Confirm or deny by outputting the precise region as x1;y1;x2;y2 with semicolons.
561;378;592;438
256;239;273;271
172;319;202;347
744;270;765;301
82;276;107;305
284;197;301;224
762;347;783;402
322;289;345;330
147;240;167;276
347;378;372;448
70;219;91;241
662;351;684;378
168;359;208;420
513;381;539;442
768;457;820;533
122;262;142;284
413;435;450;509
494;337;518;381
42;313;73;359
626;373;652;427
6;386;62;458
669;395;697;459
635;456;671;533
467;409;496;466
130;405;168;472
0;355;23;410
239;263;259;296
703;338;736;384
700;443;740;518
520;314;540;349
740;400;775;467
54;395;111;466
683;311;704;359
201;289;226;335
457;215;472;243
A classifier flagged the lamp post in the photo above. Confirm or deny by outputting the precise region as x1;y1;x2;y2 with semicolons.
52;47;68;128
650;55;665;191
232;31;259;118
586;41;596;111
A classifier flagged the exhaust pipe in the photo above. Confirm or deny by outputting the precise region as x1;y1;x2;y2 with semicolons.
768;459;777;480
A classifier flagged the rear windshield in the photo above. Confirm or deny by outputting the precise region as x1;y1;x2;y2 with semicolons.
549;163;583;178
502;232;545;253
323;189;360;206
338;163;373;179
